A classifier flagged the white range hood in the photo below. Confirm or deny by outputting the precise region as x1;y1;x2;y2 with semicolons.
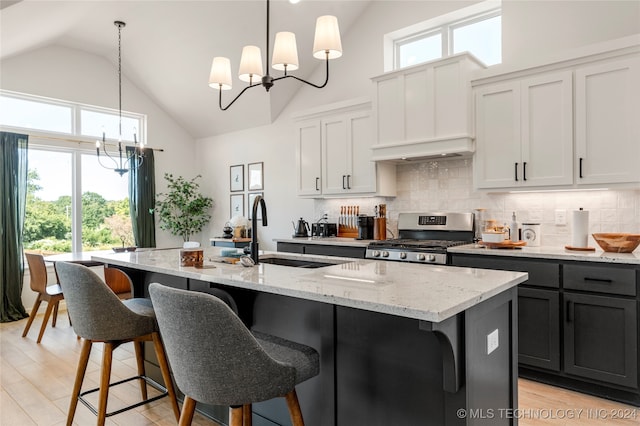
370;134;475;163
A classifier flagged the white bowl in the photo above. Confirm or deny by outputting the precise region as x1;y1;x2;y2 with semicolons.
482;231;506;243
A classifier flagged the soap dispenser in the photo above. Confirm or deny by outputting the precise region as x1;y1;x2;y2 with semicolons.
510;212;519;241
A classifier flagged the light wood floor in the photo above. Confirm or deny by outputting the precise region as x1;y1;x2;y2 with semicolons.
2;313;638;425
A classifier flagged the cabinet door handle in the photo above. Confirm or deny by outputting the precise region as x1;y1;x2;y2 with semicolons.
342;175;346;190
566;300;574;323
315;177;320;191
346;174;351;189
514;163;519;182
579;158;583;178
523;162;527;181
583;277;612;283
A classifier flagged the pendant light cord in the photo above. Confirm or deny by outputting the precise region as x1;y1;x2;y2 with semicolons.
117;21;123;140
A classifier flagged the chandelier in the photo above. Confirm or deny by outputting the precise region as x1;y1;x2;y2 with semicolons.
208;0;342;111
96;20;144;176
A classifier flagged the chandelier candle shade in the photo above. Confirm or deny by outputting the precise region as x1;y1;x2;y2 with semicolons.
96;20;144;176
209;0;342;110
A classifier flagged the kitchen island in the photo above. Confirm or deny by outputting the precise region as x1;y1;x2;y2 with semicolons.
92;248;527;426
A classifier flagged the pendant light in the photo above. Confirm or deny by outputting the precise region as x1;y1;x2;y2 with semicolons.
95;20;144;176
208;0;342;111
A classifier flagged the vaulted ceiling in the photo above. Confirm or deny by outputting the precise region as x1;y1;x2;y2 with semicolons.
0;0;371;138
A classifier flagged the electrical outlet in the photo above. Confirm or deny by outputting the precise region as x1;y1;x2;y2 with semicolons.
487;329;499;355
555;209;567;226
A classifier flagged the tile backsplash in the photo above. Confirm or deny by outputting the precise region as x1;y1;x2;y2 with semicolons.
315;158;640;247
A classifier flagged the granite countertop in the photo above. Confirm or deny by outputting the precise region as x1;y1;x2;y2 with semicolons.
92;248;526;323
273;237;373;247
449;244;640;265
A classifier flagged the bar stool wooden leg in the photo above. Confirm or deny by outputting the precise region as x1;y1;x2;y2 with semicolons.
151;332;180;421
230;406;244;426
285;389;305;426
178;396;197;426
36;299;56;343
22;297;42;338
133;339;148;400
243;404;252;426
52;300;59;327
67;339;92;426
97;342;114;426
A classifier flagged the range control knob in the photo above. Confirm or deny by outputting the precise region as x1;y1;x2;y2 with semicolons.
427;254;436;262
371;250;381;258
399;252;407;259
416;253;426;261
381;251;390;258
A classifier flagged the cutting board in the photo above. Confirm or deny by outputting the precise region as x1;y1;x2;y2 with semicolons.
480;240;527;249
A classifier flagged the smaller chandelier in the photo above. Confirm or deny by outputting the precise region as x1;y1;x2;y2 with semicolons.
208;0;342;111
96;20;144;176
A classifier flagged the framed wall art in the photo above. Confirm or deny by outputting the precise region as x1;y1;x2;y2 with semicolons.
230;194;244;218
248;162;264;191
247;192;263;220
230;164;244;192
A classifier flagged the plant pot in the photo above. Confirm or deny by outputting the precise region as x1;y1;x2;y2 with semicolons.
183;241;201;249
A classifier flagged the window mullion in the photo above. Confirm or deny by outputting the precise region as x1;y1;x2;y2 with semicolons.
71;152;83;254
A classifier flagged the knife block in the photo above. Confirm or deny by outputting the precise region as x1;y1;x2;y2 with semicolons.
338;224;358;238
373;218;386;240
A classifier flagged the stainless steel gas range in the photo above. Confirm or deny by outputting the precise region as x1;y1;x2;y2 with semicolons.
365;212;474;265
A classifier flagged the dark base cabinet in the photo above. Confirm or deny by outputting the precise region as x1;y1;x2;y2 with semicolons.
564;292;637;388
450;253;640;406
277;242;366;258
518;288;560;371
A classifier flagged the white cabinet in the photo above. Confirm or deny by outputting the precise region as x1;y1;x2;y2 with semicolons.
295;120;322;196
322;110;382;195
575;58;640;185
371;53;486;161
474;71;573;189
294;99;396;198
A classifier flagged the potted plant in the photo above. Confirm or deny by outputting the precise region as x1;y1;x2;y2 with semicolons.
153;173;213;246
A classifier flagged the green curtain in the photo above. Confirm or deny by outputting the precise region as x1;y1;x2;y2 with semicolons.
128;146;156;248
0;132;29;322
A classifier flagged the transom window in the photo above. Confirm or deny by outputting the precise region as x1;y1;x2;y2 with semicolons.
387;1;502;70
0;90;145;143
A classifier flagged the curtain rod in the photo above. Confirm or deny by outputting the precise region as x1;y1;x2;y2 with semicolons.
25;133;165;152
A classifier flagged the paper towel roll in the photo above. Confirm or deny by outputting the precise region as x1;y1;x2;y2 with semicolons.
571;209;589;248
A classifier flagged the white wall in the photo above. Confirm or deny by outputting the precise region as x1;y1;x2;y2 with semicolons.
0;45;197;248
196;0;640;250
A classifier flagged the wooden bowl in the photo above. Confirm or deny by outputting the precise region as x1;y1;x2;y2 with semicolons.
592;233;640;253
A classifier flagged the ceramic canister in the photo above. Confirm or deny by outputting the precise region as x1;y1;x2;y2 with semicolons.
521;223;541;247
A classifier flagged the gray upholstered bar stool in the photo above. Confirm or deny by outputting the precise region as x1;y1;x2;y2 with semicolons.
56;262;180;426
148;283;320;426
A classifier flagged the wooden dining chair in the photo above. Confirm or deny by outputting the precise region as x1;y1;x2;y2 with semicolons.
104;266;134;299
22;253;65;343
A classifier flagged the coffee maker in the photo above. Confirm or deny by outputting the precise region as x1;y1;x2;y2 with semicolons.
357;215;374;240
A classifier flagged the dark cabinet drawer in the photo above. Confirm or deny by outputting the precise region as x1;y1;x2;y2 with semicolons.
278;242;366;258
277;242;304;254
563;264;636;296
450;254;559;288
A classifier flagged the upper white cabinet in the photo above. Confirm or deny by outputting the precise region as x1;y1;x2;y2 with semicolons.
473;35;640;190
575;58;640;185
474;71;573;189
295;120;322;196
371;53;486;161
294;99;396;198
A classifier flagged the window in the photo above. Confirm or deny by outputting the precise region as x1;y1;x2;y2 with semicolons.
24;146;133;255
1;90;144;254
387;1;502;70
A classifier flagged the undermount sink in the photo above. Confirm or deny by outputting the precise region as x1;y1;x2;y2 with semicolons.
259;256;344;269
